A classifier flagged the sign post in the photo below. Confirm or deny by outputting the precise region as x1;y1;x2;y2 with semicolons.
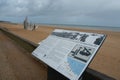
47;66;69;80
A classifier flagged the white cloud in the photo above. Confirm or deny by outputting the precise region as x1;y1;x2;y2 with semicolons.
0;0;120;26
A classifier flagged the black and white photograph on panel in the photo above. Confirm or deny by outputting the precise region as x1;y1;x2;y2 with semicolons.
93;35;105;45
68;44;95;62
51;29;105;46
51;29;89;42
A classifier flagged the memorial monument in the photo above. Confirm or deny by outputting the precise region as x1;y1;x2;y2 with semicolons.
23;16;37;30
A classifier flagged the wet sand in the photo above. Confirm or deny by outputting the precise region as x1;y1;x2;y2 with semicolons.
0;22;120;79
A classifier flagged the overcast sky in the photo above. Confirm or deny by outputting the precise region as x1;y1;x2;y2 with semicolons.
0;0;120;27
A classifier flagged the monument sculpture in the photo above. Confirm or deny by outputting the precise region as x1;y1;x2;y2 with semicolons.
23;17;37;30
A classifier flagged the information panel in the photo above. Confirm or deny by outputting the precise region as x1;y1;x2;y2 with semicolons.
32;29;106;80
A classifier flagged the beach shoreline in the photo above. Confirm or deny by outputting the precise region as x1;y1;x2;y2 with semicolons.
36;23;120;32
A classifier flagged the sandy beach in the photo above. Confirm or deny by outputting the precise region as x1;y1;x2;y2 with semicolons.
0;22;120;80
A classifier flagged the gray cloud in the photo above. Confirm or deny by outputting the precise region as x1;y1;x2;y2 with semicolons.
0;0;52;16
0;0;120;27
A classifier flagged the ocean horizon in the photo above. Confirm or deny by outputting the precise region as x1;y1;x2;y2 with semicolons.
1;20;120;32
36;23;120;32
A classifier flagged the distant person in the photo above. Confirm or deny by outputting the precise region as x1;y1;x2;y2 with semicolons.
32;24;36;31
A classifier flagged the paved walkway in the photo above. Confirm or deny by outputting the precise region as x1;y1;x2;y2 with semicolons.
0;31;47;80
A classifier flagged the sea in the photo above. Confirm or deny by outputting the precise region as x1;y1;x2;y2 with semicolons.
36;23;120;32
